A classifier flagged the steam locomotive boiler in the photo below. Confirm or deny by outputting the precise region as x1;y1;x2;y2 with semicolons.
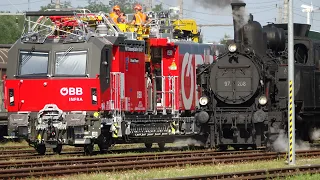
196;3;280;150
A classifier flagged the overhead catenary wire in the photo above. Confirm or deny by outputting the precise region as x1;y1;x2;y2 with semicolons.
1;0;44;7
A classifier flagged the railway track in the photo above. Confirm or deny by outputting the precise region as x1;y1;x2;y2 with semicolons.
155;164;320;180
0;149;319;179
0;148;83;155
0;145;242;161
0;145;30;150
0;149;263;169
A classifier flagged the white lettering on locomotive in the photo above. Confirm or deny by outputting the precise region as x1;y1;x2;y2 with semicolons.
125;46;144;52
60;87;83;102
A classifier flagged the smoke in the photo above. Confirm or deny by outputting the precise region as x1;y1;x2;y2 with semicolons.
232;6;249;31
310;128;320;141
192;0;249;35
272;130;311;152
192;0;244;9
173;138;204;147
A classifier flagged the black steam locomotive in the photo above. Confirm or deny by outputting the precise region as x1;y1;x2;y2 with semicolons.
196;2;320;150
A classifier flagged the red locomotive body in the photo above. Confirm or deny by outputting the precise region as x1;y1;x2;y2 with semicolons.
4;10;224;154
4;79;100;112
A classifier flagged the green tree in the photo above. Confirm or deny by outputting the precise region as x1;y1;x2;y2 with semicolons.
152;3;164;13
109;0;139;14
0;15;24;44
219;34;231;45
40;1;72;11
83;0;109;13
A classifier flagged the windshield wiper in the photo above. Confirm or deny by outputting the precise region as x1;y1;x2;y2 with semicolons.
56;46;74;65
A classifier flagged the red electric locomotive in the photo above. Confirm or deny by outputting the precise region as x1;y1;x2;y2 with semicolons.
3;10;223;154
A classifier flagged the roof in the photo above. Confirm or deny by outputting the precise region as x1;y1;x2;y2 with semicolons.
308;30;320;41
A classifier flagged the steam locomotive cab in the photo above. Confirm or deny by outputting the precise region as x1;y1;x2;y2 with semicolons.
264;22;320;142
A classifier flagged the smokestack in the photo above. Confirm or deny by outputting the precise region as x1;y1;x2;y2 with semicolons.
231;3;247;44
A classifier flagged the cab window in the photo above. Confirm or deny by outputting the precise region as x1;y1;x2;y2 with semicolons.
18;51;49;75
55;50;87;76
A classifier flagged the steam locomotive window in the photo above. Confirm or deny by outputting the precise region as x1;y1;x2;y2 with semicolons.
294;44;308;64
55;50;87;75
18;51;49;75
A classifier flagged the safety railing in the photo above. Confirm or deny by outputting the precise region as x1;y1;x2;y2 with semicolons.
109;72;124;115
149;75;178;115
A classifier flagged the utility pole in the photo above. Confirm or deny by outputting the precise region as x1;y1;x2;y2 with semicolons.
277;4;283;23
301;3;320;25
28;0;30;31
283;0;288;23
287;0;295;166
145;0;152;12
55;0;60;9
178;0;183;19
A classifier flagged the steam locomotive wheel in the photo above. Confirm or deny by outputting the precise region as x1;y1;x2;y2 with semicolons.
53;144;62;154
98;134;111;153
84;143;94;155
219;145;228;151
145;143;152;149
158;142;165;151
36;144;46;155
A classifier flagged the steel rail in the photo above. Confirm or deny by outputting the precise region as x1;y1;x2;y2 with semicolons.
0;150;319;179
0;149;263;168
153;164;320;180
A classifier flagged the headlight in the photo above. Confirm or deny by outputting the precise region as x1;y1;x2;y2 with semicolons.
258;95;267;105
199;96;208;106
228;43;237;52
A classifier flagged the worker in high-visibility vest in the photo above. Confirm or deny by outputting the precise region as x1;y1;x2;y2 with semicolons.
130;4;151;25
109;5;126;24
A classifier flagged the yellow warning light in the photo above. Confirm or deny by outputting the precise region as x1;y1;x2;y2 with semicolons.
93;112;99;118
37;134;41;140
169;61;177;70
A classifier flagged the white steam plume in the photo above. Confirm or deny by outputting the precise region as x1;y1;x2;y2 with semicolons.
272;130;311;152
192;0;245;9
173;138;204;148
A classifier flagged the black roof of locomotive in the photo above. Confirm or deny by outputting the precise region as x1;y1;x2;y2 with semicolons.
264;23;311;37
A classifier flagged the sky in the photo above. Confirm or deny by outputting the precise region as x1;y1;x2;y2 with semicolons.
1;0;320;43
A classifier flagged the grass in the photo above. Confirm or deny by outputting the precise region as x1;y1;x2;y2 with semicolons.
0;140;29;147
23;158;320;180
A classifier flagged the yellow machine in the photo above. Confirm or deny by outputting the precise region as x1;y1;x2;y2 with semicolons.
113;13;201;43
171;19;200;43
109;11;202;63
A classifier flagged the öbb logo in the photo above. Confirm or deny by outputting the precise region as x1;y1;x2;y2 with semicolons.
60;87;83;102
181;53;214;110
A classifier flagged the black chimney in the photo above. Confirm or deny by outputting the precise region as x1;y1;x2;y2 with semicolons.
231;3;246;44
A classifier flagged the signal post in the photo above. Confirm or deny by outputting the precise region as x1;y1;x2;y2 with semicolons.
287;0;295;165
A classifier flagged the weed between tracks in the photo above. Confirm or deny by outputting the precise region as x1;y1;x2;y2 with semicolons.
21;158;320;180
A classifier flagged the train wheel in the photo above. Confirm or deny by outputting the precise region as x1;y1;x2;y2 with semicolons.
84;143;94;156
219;145;228;151
145;143;152;149
98;135;111;154
158;142;165;152
36;144;46;155
53;144;62;154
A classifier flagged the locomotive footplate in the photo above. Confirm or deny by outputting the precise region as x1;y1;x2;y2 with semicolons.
213;107;268;147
